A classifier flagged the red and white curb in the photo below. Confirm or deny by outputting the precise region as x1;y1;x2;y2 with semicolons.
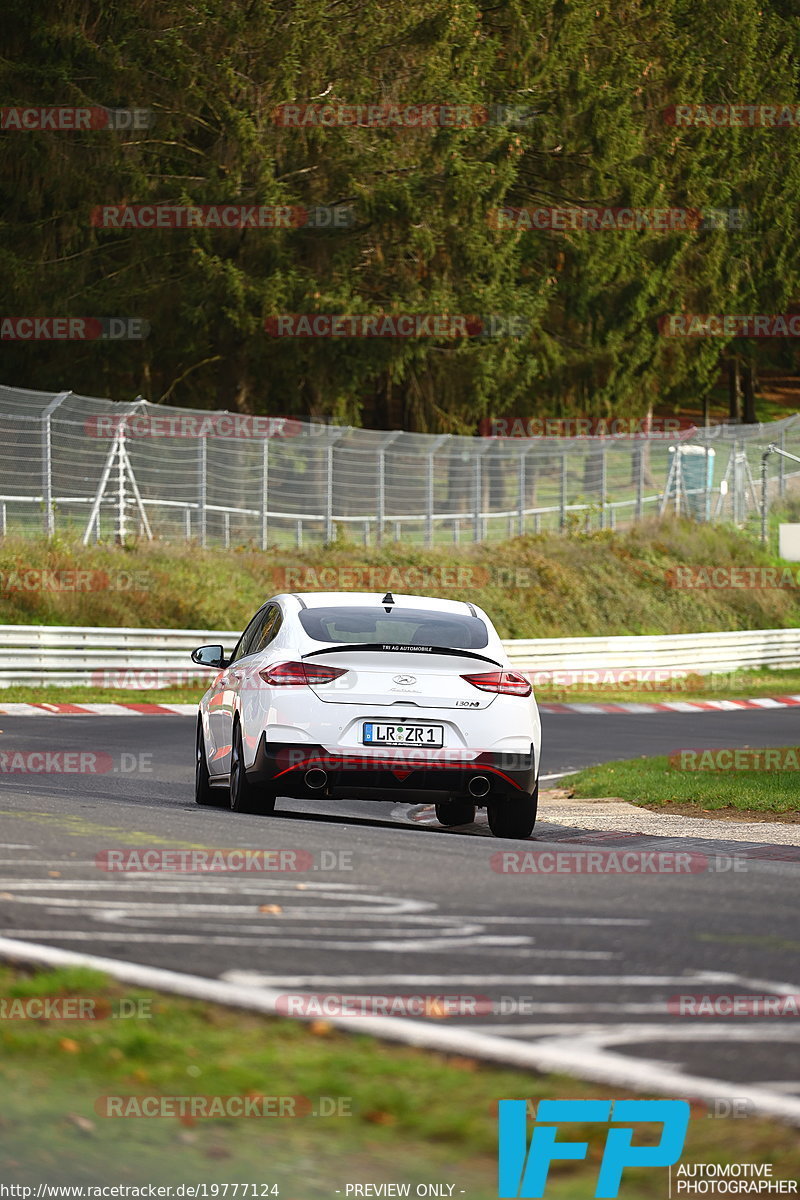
0;702;197;716
538;695;800;715
0;694;798;716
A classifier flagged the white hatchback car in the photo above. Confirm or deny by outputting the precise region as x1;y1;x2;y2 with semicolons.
192;591;541;838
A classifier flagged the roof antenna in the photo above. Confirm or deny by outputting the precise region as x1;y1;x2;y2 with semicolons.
381;591;395;611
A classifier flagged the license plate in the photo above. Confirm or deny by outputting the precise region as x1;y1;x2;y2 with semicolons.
362;722;444;748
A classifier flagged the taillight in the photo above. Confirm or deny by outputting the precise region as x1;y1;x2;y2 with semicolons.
461;669;532;697
259;661;348;687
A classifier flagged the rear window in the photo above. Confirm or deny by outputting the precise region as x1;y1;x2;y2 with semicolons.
298;606;489;650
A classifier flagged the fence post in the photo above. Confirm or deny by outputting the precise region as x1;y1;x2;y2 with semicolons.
779;430;786;499
474;452;482;542
518;449;526;536
260;439;269;550
425;435;447;547
559;450;567;531
377;448;386;545
325;432;344;543
116;427;127;543
198;439;207;547
41;391;70;537
599;441;607;529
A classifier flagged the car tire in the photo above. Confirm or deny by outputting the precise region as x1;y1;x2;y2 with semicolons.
487;782;538;839
195;720;228;807
434;798;477;827
230;719;275;815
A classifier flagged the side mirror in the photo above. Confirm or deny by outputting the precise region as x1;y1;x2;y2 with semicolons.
191;644;229;669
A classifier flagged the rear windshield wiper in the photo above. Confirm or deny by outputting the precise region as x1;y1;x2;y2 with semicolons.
302;643;502;667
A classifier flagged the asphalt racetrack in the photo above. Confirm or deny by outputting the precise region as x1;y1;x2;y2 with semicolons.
0;708;798;1116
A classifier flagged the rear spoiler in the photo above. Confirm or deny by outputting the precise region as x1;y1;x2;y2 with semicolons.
302;643;502;667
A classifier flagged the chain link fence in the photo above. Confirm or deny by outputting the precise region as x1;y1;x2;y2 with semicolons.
1;383;798;547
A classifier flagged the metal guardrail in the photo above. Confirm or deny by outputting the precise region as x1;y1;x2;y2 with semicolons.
0;624;798;688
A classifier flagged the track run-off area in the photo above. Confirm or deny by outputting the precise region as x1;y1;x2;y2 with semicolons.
0;706;798;1122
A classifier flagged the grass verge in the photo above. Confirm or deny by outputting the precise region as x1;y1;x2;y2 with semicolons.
1;965;798;1194
568;754;800;816
2;517;800;638
0;686;203;705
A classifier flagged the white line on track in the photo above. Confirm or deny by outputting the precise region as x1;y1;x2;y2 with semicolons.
0;935;798;1126
219;972;749;987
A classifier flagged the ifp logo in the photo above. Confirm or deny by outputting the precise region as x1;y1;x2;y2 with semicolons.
498;1099;690;1198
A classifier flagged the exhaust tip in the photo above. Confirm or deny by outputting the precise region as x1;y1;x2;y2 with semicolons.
304;768;328;790
468;775;490;798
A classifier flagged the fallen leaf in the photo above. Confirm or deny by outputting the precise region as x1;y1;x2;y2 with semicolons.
259;904;282;914
364;1110;395;1125
448;1056;478;1071
48;871;61;878
309;1020;332;1036
67;1113;95;1135
59;1038;80;1054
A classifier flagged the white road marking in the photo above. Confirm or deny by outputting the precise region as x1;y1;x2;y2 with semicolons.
0;936;797;1125
220;972;731;987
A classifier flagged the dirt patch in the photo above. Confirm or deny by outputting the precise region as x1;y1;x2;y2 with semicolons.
637;802;800;824
542;789;800;823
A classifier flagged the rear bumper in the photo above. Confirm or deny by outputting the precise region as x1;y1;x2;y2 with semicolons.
248;735;537;798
